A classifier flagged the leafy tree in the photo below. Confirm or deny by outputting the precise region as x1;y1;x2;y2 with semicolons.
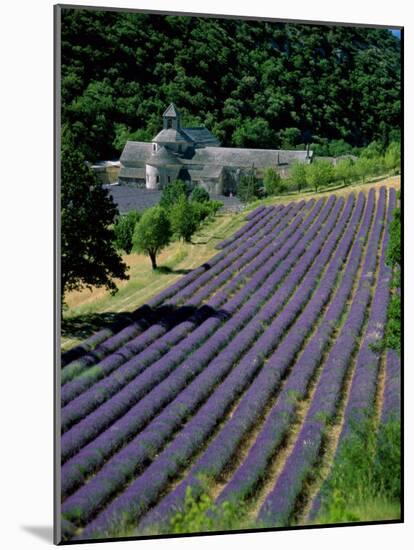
334;158;354;186
61;12;401;161
61;130;129;301
237;167;261;203
279;127;301;149
170;195;199;242
354;156;372;183
290;161;308;192
113;210;140;254
159;180;190;210
190;186;210;203
263;167;283;196
133;206;172;269
306;160;334;192
384;142;401;174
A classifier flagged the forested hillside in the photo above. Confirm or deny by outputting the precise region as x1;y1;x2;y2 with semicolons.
61;9;401;161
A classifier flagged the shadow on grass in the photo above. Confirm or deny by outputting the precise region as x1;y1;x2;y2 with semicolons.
155;266;193;275
62;311;135;343
61;301;227;363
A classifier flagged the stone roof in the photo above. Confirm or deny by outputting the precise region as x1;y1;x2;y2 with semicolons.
182;127;220;146
152;128;191;144
146;146;181;166
118;165;146;179
163;103;180;118
120;141;153;164
188;165;224;181
183;147;311;168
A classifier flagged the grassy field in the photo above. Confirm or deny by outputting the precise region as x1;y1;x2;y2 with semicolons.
61;175;400;352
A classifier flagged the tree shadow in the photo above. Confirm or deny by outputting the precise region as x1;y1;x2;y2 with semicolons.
61;301;228;362
155;266;193;275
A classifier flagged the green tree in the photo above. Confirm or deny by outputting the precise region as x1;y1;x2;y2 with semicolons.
334;158;354;186
190;186;210;203
237;166;261;203
113;210;140;254
263;167;283;196
61;130;129;301
384;142;401;174
170;195;199;242
354;156;372;183
306;160;334;192
133;206;172;269
290;161;308;192
159;180;190;210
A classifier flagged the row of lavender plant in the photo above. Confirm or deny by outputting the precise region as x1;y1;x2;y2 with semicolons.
307;188;398;521
257;187;386;527
216;206;274;248
244;205;266;221
60;198;328;495
63;195;344;535
61;208;282;377
213;191;370;510
136;193;363;534
60;197;335;514
165;201;305;306
60;202;308;432
165;206;290;306
61;203;304;406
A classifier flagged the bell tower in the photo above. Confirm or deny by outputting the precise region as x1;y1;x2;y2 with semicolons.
163;103;181;130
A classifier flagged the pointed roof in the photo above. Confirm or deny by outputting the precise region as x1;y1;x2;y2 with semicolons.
163;103;180;118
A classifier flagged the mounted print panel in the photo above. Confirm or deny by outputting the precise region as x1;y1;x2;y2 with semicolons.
54;4;402;544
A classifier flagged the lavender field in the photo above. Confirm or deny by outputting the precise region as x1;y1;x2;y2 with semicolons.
60;187;400;541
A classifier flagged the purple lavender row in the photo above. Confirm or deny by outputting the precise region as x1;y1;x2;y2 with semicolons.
244;205;267;221
166;205;290;306
65;196;342;533
61;306;156;385
257;188;386;527
61;197;335;519
381;349;401;423
60;200;324;460
61;203;305;407
185;202;307;308
61;206;278;371
211;193;368;511
216;206;276;249
60;203;308;434
136;194;360;533
62;208;279;380
308;187;395;522
339;187;395;437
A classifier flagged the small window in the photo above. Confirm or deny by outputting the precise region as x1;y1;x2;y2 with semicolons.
153;144;156;152
156;175;160;183
167;118;173;129
168;176;171;183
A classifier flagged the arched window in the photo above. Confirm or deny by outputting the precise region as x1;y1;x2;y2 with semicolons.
156;175;160;183
167;118;173;129
153;143;156;152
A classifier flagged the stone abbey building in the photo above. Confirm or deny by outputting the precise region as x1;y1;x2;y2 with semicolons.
119;104;312;195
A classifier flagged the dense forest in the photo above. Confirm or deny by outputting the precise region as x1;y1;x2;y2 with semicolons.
61;9;401;161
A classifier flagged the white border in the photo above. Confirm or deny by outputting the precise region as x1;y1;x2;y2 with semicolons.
1;1;411;548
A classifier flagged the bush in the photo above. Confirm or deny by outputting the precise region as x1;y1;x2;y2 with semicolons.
306;159;334;191
237;168;262;202
317;417;401;523
263;167;286;196
159;179;190;210
113;210;140;254
290;161;308;192
191;187;210;203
